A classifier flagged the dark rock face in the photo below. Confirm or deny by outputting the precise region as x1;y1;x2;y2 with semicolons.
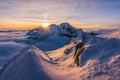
58;22;78;39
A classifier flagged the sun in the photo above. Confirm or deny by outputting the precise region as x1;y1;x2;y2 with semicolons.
42;22;50;28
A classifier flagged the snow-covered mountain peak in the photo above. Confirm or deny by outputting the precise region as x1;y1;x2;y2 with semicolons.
57;22;79;38
27;22;84;40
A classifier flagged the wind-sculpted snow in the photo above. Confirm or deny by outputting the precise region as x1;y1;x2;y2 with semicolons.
79;36;120;66
79;55;120;80
47;29;120;80
0;46;52;80
75;32;120;80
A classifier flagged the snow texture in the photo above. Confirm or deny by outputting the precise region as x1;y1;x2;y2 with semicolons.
0;26;120;80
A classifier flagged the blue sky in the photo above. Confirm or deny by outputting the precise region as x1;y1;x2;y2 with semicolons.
0;0;120;29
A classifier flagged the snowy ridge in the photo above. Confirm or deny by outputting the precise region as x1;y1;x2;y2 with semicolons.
0;46;52;80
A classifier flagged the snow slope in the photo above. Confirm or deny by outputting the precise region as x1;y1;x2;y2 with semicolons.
46;35;120;80
77;36;120;80
0;29;120;80
0;46;52;80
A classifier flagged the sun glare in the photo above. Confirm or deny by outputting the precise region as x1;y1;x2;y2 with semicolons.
42;22;50;28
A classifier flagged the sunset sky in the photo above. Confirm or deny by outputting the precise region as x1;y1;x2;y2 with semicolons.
0;0;120;29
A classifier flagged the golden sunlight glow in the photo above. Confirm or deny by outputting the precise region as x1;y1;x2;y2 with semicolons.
42;22;50;28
